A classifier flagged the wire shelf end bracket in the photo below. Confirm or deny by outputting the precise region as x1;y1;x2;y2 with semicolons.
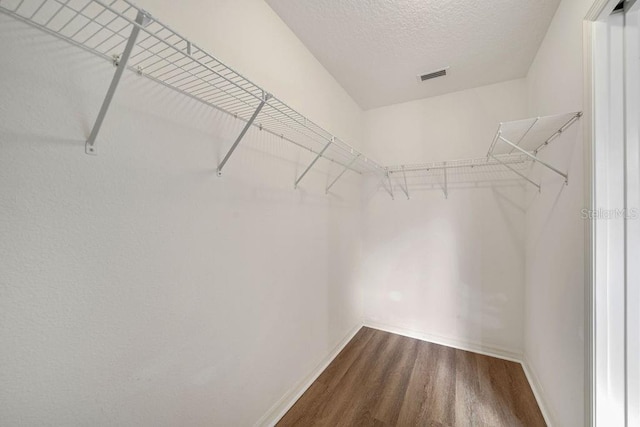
85;9;152;155
217;91;272;176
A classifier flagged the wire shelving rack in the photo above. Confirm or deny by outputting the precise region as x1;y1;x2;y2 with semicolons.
384;112;582;199
0;0;385;190
0;0;583;197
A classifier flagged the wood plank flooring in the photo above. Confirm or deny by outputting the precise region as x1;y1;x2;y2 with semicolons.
277;327;545;427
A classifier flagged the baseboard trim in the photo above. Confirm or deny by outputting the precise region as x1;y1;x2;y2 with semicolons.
521;356;555;427
254;323;363;427
364;320;523;363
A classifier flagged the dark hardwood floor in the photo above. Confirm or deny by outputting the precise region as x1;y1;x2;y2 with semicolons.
277;327;545;427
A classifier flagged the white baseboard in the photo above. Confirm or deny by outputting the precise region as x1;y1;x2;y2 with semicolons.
254;323;363;427
521;356;555;427
364;320;523;363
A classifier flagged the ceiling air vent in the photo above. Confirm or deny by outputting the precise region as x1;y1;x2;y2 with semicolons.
417;67;449;83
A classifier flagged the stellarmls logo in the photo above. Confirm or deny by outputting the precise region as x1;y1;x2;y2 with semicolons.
581;208;639;220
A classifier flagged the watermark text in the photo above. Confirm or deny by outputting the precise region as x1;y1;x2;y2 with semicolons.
581;208;639;220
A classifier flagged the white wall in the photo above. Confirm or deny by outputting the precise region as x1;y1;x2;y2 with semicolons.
135;0;364;148
363;79;528;163
0;0;598;425
0;0;365;425
359;79;529;358
523;0;594;425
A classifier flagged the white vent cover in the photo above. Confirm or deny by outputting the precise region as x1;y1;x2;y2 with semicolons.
416;67;449;83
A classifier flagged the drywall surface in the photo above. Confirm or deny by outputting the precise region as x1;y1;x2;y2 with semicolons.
523;0;593;425
0;0;364;425
364;79;528;163
359;80;529;357
135;0;363;149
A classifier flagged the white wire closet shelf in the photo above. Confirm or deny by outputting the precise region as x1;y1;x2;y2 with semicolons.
0;0;386;190
384;111;582;199
384;154;532;200
487;111;582;186
0;1;583;198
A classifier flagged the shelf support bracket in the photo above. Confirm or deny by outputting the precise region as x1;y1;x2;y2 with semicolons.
507;117;539;154
498;134;568;184
486;127;502;157
85;10;151;155
326;154;360;193
295;137;334;189
386;170;395;200
401;166;410;200
443;162;448;199
490;154;541;192
378;175;393;199
217;91;271;176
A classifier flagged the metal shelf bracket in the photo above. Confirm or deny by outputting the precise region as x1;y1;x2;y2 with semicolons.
85;10;151;155
498;134;569;185
295;137;334;189
386;169;395;200
326;153;360;194
443;162;448;199
399;166;410;200
377;174;393;199
217;91;271;176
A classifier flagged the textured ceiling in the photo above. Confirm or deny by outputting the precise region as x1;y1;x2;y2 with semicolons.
264;0;561;110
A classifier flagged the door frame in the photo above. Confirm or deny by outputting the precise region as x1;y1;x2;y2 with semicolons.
584;1;640;425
